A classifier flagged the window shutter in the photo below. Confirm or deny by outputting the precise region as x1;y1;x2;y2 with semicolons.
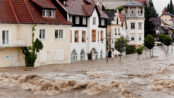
77;31;79;42
101;31;103;41
92;30;96;42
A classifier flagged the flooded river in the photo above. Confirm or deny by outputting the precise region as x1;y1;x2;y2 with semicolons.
0;46;174;98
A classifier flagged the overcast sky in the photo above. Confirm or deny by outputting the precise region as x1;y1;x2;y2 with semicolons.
153;0;171;15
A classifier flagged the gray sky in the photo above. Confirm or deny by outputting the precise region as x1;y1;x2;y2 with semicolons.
153;0;171;15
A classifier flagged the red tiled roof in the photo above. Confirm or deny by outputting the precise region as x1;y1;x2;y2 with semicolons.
0;0;71;25
83;5;95;16
57;0;108;18
0;0;18;23
135;0;148;4
31;0;56;9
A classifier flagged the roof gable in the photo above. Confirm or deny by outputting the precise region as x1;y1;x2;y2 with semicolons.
0;0;71;25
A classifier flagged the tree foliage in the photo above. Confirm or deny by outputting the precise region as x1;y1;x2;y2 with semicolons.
21;25;43;67
136;46;144;59
144;35;155;57
117;6;123;13
163;35;172;46
144;35;155;50
144;0;158;37
126;45;136;54
115;36;128;54
115;36;128;61
159;34;165;43
167;0;174;14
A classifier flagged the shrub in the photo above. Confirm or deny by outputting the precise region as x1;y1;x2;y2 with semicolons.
126;45;136;54
159;34;165;43
21;25;43;67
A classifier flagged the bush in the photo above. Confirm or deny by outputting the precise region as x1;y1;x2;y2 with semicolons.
126;45;136;54
157;43;162;46
159;34;165;43
136;46;144;55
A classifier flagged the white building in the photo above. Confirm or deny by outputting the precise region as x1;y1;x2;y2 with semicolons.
122;1;145;45
54;0;108;62
106;0;145;54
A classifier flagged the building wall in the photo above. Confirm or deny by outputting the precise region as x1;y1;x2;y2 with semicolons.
70;8;106;61
126;18;144;45
160;15;172;25
0;24;71;67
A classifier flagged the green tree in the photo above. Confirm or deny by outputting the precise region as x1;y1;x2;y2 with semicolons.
144;35;155;57
115;36;128;61
163;35;172;53
169;0;174;14
159;34;165;43
117;6;123;13
126;45;136;54
144;0;158;37
21;25;43;67
136;46;144;59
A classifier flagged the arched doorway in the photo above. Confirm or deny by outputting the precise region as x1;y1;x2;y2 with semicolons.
90;48;98;60
80;49;85;61
71;49;77;62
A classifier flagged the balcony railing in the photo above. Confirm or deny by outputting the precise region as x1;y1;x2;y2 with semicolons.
0;40;30;48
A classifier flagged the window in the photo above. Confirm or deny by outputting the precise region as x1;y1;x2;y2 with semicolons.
80;49;85;61
140;8;143;14
74;30;79;42
118;28;120;35
93;17;96;25
139;34;142;41
117;18;118;24
115;28;117;34
55;29;64;39
101;31;103;41
101;19;105;26
42;10;55;17
39;29;45;39
82;31;86;42
69;16;72;22
2;30;9;44
131;37;134;41
76;16;80;24
138;23;142;30
92;30;96;42
131;23;135;29
83;17;87;25
71;50;78;62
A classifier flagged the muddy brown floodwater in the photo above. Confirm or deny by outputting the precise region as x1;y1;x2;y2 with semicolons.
0;46;174;98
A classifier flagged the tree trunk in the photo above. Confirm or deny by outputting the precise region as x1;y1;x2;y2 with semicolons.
119;55;121;61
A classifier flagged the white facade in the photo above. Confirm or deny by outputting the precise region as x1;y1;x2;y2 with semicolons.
110;11;127;49
110;4;145;48
70;9;106;62
124;6;145;45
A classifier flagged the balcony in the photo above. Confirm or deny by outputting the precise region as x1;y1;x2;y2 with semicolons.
0;40;30;48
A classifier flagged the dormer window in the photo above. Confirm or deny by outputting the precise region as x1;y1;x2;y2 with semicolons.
42;10;56;17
